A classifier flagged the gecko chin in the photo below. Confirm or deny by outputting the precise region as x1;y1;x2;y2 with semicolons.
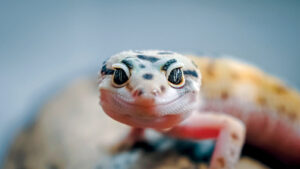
100;89;198;129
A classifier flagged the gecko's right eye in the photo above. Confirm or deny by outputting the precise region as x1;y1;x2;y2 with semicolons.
112;63;130;87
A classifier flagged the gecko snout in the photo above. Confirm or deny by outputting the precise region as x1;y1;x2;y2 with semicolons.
132;86;162;98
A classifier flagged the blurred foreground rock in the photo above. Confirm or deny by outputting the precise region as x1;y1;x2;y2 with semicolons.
4;77;269;169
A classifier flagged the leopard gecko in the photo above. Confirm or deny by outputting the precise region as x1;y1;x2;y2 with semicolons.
98;50;300;169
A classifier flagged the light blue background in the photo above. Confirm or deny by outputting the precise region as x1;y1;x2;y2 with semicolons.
1;0;300;166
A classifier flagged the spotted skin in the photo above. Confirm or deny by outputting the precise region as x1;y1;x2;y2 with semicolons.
137;54;160;62
139;64;146;68
142;73;153;80
191;56;300;125
183;70;199;78
161;59;177;71
101;64;114;75
121;59;134;69
190;56;300;165
98;50;300;169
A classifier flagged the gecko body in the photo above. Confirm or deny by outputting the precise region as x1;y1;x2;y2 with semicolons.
98;50;300;169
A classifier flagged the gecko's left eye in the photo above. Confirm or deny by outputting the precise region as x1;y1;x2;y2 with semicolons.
112;63;131;87
167;67;185;88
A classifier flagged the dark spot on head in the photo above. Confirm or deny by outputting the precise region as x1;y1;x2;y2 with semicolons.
183;70;198;78
139;64;145;68
160;85;166;92
257;96;267;106
121;59;133;69
217;157;225;168
221;91;229;100
142;73;153;80
161;59;177;71
101;64;114;75
137;55;159;62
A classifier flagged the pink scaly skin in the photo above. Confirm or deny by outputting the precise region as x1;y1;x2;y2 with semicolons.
98;50;300;169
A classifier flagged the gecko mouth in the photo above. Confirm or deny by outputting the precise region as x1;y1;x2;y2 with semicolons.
113;91;193;108
100;89;198;129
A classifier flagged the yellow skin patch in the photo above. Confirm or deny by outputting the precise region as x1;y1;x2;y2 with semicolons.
190;56;300;124
189;56;300;167
99;50;300;169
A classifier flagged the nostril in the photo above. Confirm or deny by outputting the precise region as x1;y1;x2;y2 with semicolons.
132;87;162;97
133;89;143;97
151;89;160;96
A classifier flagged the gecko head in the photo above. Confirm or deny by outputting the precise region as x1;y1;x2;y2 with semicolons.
98;50;201;129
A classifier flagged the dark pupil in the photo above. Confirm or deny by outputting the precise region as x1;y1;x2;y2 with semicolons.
114;68;128;85
168;68;182;85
